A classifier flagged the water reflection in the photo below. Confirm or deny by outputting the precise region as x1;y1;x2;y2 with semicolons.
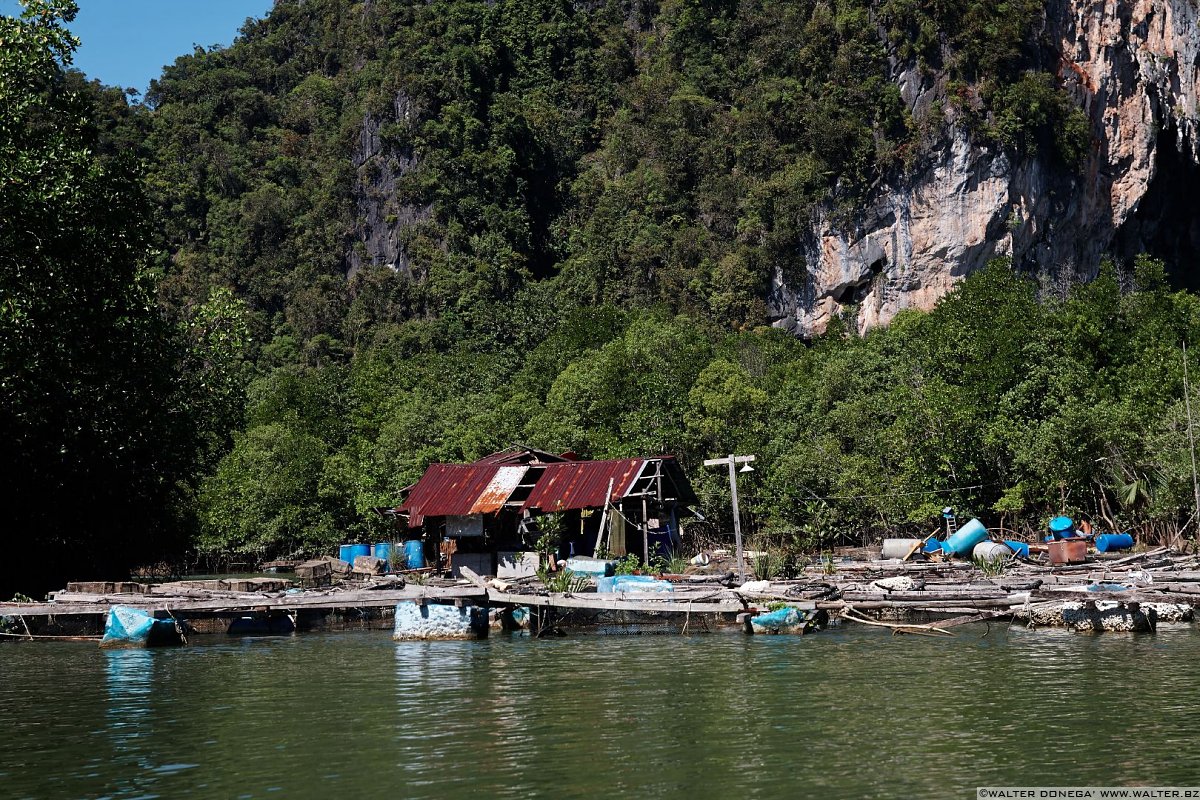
3;626;1200;798
103;649;158;798
105;649;155;738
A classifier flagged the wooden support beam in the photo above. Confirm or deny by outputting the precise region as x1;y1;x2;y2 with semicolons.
486;589;745;614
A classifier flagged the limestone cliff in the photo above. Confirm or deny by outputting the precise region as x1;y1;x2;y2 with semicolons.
768;0;1200;336
348;90;430;279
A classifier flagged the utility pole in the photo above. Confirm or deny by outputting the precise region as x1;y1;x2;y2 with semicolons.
703;454;756;583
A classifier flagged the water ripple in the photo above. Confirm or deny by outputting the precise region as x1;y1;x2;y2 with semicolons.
1;625;1199;797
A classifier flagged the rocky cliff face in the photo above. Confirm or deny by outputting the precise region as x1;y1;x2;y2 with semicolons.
769;0;1200;336
348;90;430;279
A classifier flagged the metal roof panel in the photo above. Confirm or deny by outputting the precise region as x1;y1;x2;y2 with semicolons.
469;466;527;514
399;464;500;528
521;459;645;513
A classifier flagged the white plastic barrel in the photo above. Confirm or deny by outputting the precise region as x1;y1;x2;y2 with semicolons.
880;539;923;559
972;540;1012;562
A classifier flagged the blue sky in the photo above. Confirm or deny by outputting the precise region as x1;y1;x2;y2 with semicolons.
3;0;275;94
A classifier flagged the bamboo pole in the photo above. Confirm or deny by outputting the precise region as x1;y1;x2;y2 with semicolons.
592;478;614;556
840;606;956;636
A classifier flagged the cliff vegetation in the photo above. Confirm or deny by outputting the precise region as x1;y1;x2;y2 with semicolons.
1;0;1196;591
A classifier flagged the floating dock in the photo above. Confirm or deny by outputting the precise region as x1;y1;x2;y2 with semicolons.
2;545;1197;641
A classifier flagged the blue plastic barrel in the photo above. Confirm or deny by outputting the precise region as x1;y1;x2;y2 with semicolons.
346;543;371;565
1049;516;1076;539
1095;533;1134;553
404;539;424;570
373;542;393;570
338;544;355;563
1003;540;1030;558
941;518;989;556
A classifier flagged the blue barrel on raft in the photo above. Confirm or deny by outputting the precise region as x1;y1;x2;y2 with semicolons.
372;542;393;570
1004;540;1031;558
345;543;371;565
1048;516;1076;539
940;518;989;557
100;606;181;649
338;544;355;563
403;539;425;570
1095;533;1134;553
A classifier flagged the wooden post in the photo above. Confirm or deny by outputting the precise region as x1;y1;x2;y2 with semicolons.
727;454;745;584
593;478;614;556
642;494;650;567
704;454;755;584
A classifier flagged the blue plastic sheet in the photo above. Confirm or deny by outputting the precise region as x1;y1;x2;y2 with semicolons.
596;575;674;593
564;557;615;577
101;606;175;648
1088;582;1132;593
749;607;803;632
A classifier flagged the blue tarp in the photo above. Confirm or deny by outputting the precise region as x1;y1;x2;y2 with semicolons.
100;606;176;648
749;607;804;632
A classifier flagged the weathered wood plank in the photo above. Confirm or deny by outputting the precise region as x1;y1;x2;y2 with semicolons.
0;586;488;618
486;590;746;614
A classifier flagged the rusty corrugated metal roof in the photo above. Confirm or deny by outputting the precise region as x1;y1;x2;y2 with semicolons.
469;466;527;514
399;455;696;528
399;464;503;528
521;459;645;513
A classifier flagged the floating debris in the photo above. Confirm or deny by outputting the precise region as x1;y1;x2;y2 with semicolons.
100;606;183;649
1015;600;1193;632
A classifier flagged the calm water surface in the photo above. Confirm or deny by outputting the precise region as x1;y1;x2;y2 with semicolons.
3;623;1199;799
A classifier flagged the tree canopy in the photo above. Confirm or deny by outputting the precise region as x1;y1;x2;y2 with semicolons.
1;0;1195;591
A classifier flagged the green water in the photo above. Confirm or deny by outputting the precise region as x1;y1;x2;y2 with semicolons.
3;623;1199;799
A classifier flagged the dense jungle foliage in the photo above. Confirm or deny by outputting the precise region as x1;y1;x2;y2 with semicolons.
0;0;1187;591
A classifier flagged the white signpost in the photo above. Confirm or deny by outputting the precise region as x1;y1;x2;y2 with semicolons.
703;454;756;583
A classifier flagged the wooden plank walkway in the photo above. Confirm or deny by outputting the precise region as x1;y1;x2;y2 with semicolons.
0;586;487;618
0;586;749;619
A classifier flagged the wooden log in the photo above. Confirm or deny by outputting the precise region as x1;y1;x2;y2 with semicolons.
841;607;956;636
0;631;102;641
928;610;1012;629
458;566;488;589
900;530;939;562
1157;583;1200;595
1108;547;1171;565
840;590;1010;602
0;586;488;618
486;589;746;614
815;597;1025;611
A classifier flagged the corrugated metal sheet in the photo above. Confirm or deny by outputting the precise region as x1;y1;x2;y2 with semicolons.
521;459;645;513
400;455;696;529
469;466;527;514
399;464;503;528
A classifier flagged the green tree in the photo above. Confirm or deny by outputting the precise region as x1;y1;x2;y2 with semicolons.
0;0;190;594
198;423;342;562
